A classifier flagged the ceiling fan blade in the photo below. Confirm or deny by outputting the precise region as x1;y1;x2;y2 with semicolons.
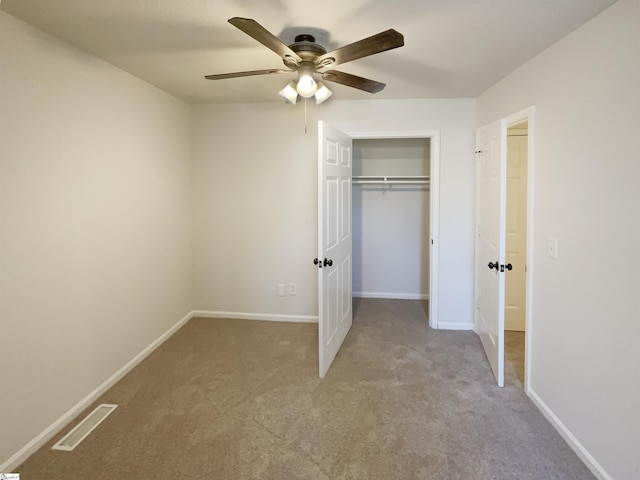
205;68;290;80
322;70;386;93
228;17;302;64
317;29;404;67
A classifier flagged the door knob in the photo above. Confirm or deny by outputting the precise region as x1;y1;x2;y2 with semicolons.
488;261;498;271
314;258;333;268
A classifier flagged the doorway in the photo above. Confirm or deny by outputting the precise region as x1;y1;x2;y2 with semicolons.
504;120;529;388
346;130;440;330
474;107;534;390
352;138;431;305
505;107;534;392
316;124;441;377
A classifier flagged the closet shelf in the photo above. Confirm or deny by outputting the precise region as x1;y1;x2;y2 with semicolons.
352;175;430;185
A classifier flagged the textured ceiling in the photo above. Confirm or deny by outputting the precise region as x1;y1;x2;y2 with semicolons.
1;0;618;104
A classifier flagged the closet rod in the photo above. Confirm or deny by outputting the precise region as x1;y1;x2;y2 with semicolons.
353;180;430;185
352;175;430;185
353;175;430;179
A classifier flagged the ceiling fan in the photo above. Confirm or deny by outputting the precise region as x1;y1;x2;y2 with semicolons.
205;17;404;104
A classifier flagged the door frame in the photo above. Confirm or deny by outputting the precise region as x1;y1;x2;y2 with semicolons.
504;106;535;393
344;129;441;329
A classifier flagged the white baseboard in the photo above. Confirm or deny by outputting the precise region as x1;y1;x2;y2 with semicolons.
436;321;473;331
191;310;318;323
527;388;613;480
0;310;194;473
353;292;429;300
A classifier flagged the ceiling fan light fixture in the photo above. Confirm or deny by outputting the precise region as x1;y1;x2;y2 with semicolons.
314;82;332;104
279;81;298;104
296;66;318;98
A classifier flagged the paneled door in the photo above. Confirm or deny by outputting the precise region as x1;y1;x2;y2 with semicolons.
475;120;507;387
317;121;353;378
505;133;528;331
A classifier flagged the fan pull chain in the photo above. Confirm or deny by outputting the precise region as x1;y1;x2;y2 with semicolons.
304;97;308;134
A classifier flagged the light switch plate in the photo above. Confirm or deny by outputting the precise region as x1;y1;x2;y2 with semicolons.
546;238;558;259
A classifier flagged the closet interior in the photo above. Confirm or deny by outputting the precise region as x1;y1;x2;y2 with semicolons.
352;138;431;300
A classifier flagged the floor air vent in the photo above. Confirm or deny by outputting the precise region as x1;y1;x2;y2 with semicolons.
52;404;117;451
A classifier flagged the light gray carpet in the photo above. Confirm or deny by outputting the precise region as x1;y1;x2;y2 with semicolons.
16;299;594;479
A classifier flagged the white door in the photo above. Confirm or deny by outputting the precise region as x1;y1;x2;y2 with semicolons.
317;121;353;378
505;133;528;331
475;120;507;387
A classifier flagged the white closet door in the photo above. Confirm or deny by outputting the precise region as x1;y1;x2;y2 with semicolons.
317;121;353;378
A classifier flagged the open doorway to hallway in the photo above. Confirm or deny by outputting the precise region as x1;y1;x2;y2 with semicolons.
504;119;529;388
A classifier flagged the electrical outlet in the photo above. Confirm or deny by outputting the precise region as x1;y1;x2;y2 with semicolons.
277;284;285;296
290;283;297;295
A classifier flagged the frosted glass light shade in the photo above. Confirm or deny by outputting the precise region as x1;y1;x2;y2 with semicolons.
296;76;317;97
279;81;298;104
314;82;332;104
296;67;318;98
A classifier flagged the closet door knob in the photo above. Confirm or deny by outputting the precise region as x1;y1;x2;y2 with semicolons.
488;261;498;271
323;258;333;267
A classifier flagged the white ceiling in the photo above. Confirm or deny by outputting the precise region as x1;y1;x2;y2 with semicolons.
1;0;617;105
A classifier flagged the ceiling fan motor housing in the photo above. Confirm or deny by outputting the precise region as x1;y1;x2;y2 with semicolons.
284;34;333;69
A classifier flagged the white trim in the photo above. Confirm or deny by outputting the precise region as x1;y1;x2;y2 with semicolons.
0;310;193;473
346;129;440;330
438;322;473;331
191;310;318;323
346;130;436;140
429;133;440;330
353;292;428;300
504;106;535;395
528;389;613;480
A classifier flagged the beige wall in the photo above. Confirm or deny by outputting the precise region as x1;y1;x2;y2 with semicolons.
191;99;476;328
477;0;640;478
0;12;193;464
